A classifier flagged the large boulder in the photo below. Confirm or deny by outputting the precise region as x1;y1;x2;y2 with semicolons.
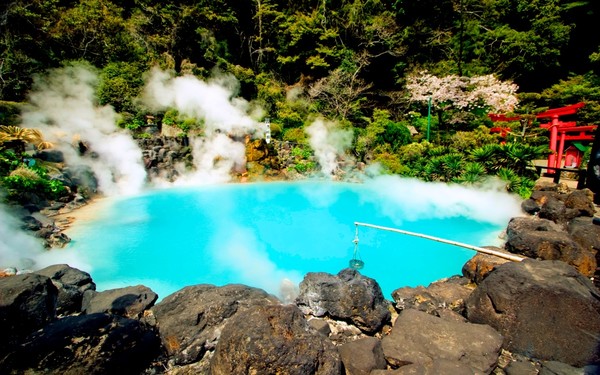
0;273;57;350
81;285;157;318
338;337;386;375
0;313;161;375
381;308;503;374
524;187;595;222
371;360;479;374
569;217;600;288
34;264;95;316
151;284;281;366
564;189;596;217
210;304;341;375
505;216;596;277
295;268;391;334
465;259;600;367
462;250;511;284
569;217;600;262
391;276;473;316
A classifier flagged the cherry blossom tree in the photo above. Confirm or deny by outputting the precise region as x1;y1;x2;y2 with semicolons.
406;71;519;134
406;71;519;113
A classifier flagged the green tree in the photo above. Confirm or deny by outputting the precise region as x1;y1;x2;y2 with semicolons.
355;109;409;161
97;61;146;113
0;0;62;100
50;0;140;65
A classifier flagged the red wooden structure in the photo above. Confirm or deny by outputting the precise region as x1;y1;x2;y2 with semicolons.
564;145;582;168
536;103;595;172
489;103;596;174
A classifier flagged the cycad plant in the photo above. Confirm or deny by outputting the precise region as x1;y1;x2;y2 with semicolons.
497;167;536;198
455;162;487;184
441;153;465;181
424;156;445;181
0;126;53;154
501;143;549;177
497;167;521;192
470;144;501;173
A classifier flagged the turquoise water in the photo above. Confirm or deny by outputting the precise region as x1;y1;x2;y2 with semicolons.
66;180;515;300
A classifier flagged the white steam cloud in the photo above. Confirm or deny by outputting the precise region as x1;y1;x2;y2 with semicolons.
142;68;264;185
0;204;44;270
359;175;523;226
21;65;147;196
212;224;302;302
305;118;353;176
0;203;91;271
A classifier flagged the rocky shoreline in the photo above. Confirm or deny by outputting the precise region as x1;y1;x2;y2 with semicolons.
1;179;600;374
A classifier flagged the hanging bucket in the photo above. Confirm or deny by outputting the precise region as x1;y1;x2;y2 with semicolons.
349;258;364;270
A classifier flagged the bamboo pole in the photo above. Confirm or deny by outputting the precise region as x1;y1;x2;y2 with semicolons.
354;222;526;262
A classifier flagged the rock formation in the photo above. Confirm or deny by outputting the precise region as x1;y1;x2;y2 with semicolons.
465;259;600;367
34;263;95;316
381;308;503;374
211;304;341;375
150;284;281;370
510;184;599;281
295;268;391;335
1;259;599;373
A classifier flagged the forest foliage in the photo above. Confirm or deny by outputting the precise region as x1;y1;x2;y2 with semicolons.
1;0;600;197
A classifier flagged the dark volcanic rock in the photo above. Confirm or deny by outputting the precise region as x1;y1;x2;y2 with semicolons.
528;187;595;223
0;273;57;350
537;195;574;222
505;216;596;277
0;313;161;375
210;304;341;375
521;198;541;215
564;189;596;217
295;268;391;334
34;149;64;163
569;217;600;257
82;285;157;318
21;215;43;231
381;308;503;374
151;284;281;366
462;250;511;284
391;276;473;316
465;259;600;367
338;337;386;375
371;360;477;374
34;264;95;316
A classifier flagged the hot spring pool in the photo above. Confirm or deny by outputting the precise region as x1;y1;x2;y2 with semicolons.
64;178;521;300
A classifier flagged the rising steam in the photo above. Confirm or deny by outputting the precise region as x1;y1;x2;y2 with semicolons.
305;118;353;176
142;68;264;184
0;202;91;271
21;65;147;196
0;204;44;270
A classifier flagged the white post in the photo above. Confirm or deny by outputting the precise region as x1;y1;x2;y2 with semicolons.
264;118;271;144
354;222;525;262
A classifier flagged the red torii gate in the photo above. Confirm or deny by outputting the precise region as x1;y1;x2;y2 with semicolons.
489;103;596;174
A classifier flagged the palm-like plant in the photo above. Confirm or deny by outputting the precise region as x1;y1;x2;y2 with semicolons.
501;143;549;177
0;125;53;154
441;153;464;181
424;157;445;181
470;144;501;173
497;167;522;192
455;162;487;184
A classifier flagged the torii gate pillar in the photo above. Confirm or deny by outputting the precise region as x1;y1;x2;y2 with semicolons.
548;115;560;170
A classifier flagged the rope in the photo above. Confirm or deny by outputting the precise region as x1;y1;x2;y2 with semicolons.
353;221;525;262
349;224;364;269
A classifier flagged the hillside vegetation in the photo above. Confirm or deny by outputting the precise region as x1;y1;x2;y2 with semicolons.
1;0;600;198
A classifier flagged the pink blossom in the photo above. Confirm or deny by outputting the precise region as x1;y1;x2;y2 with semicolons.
406;71;519;113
